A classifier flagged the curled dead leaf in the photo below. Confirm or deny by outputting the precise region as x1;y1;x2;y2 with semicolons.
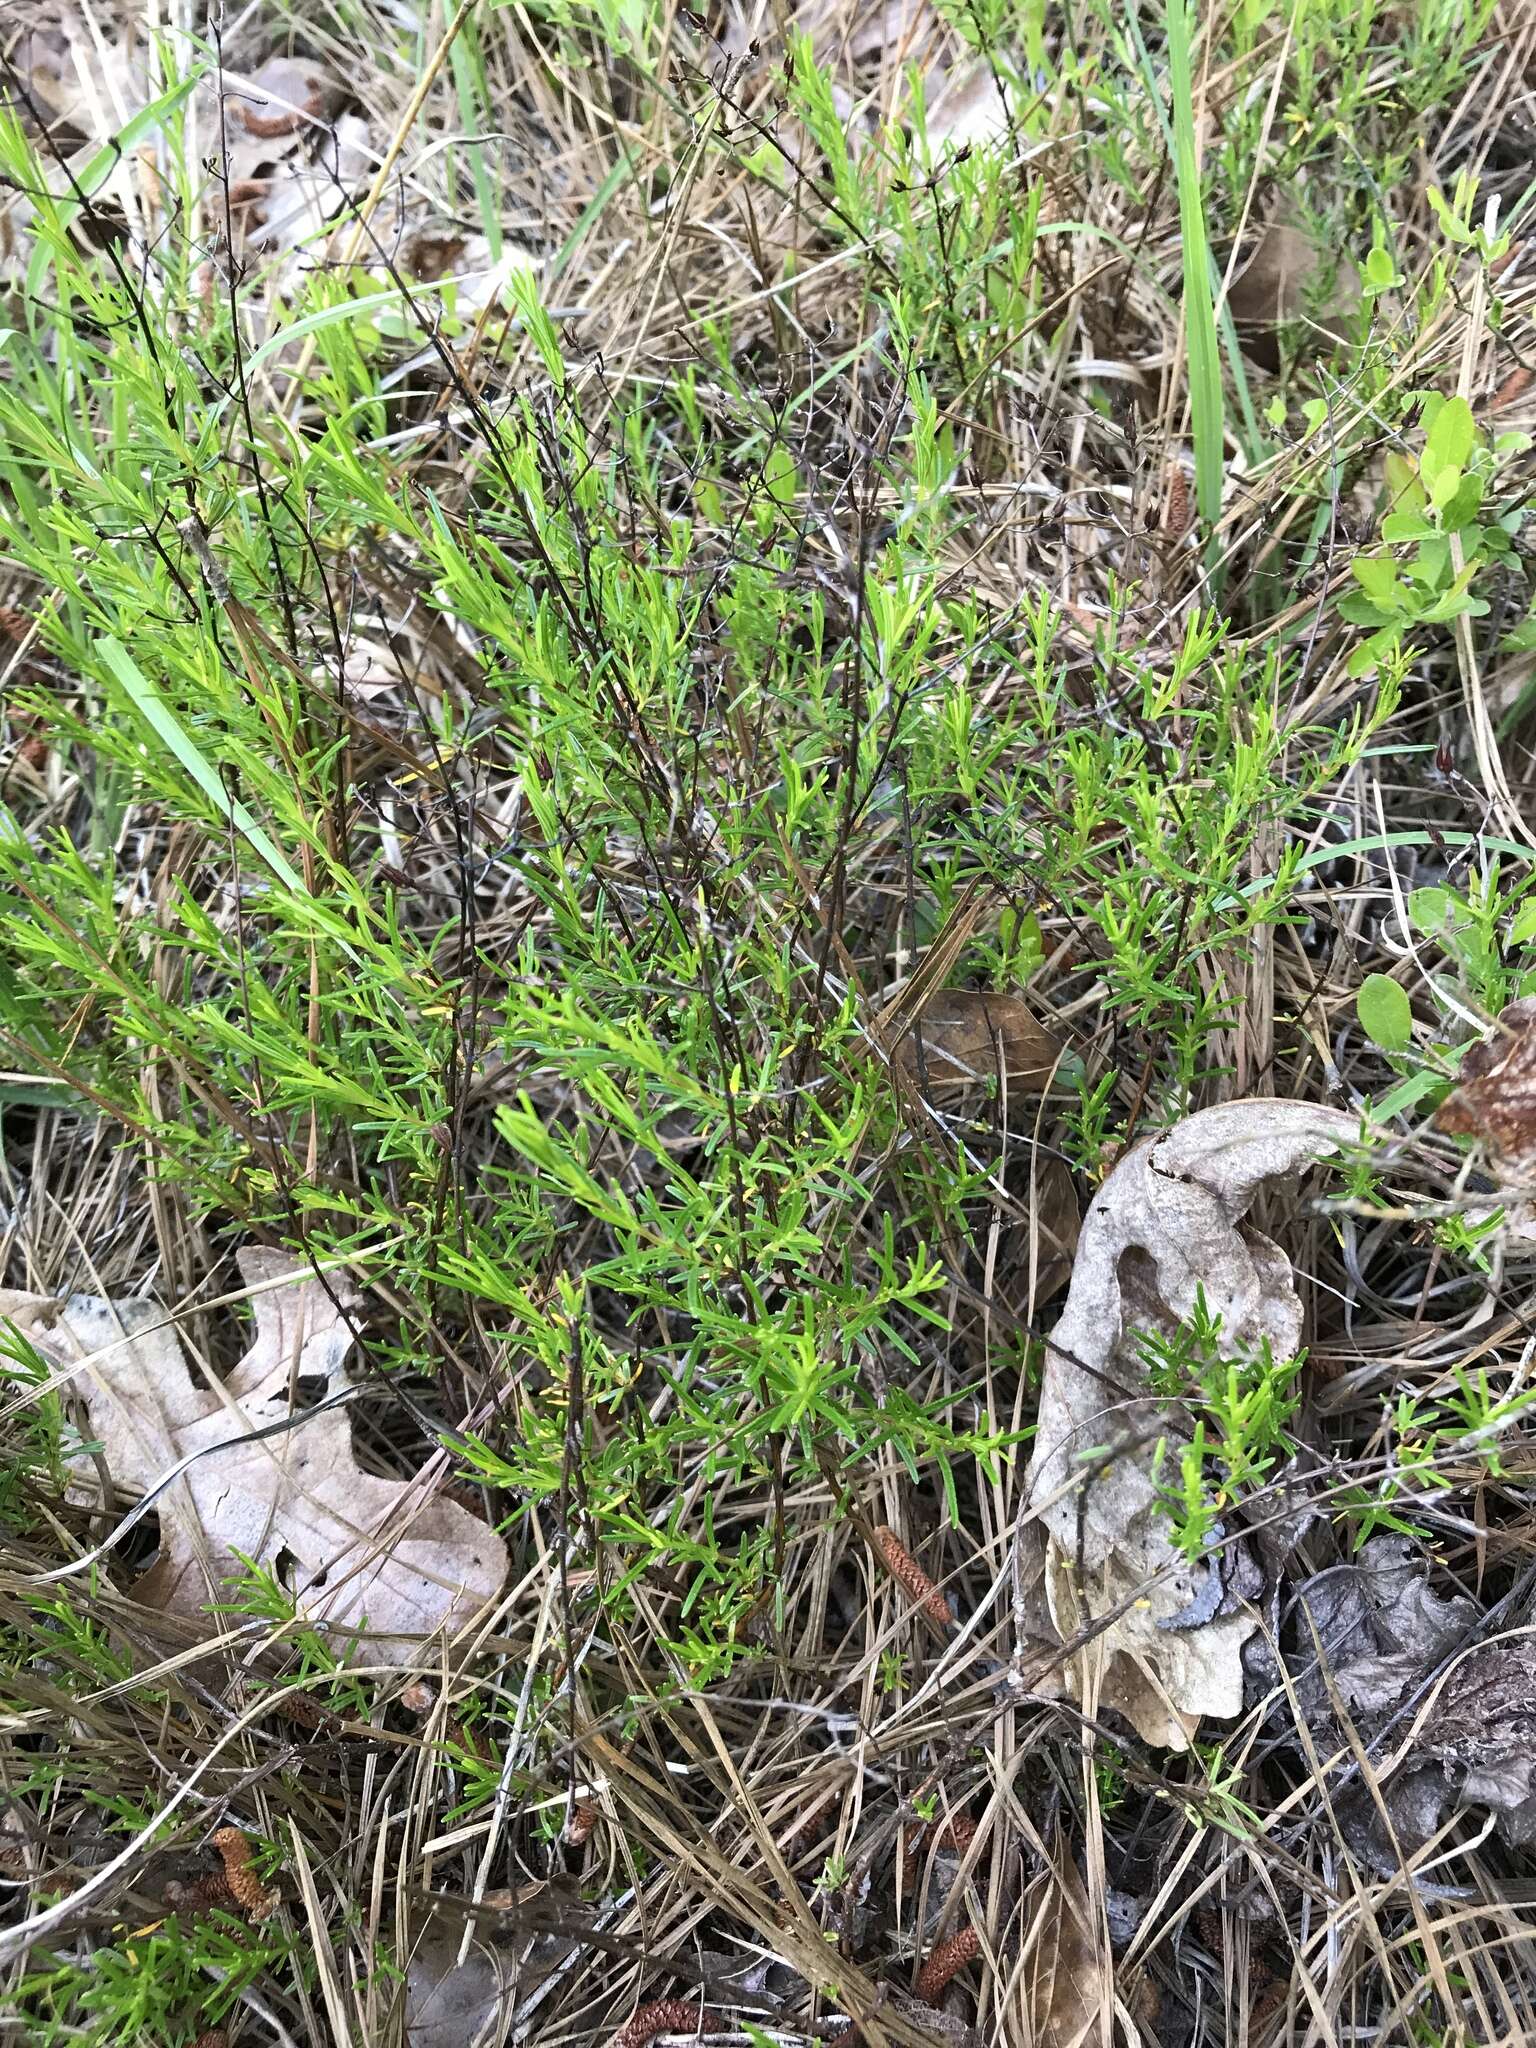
1292;1534;1476;1722
215;56;372;256
5;11;148;146
405;1921;516;2047
1435;998;1536;1177
1022;1099;1355;1749
1028;1154;1081;1305
3;1249;506;1664
1285;1541;1536;1858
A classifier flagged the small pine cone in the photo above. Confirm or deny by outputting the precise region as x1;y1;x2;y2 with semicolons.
605;1998;713;2048
901;1810;978;1889
211;1827;280;1923
915;1924;981;2004
873;1527;952;1630
272;1690;341;1735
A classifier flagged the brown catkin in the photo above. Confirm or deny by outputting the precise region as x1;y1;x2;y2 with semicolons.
873;1526;952;1630
211;1827;280;1923
565;1797;600;1847
163;1871;238;1918
1162;464;1192;538
272;1690;341;1735
915;1924;982;2004
901;1811;978;1889
606;1998;713;2048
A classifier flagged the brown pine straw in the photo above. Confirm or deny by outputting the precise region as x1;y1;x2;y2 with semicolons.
605;1998;714;2048
872;1526;952;1629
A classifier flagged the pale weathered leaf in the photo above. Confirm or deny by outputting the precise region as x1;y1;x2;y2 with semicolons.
4;1249;506;1664
1022;1099;1355;1749
1022;1847;1107;2048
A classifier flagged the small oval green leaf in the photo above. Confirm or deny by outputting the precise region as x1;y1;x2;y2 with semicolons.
1358;973;1413;1052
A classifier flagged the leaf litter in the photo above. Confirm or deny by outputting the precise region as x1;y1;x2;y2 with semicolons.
1282;1537;1536;1864
1;8;535;310
5;1;1536;2040
887;985;1081;1299
1020;1099;1356;1750
0;1248;506;1664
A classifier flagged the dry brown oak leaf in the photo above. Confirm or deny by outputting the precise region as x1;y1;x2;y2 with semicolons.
1;1249;506;1663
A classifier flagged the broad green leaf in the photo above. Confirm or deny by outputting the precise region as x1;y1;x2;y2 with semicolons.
1338;594;1396;628
1427;188;1473;243
1351;555;1408;608
1408;885;1461;943
1347;627;1403;677
1385;450;1426;513
1358;973;1414;1052
1426;394;1475;476
1381;512;1439;544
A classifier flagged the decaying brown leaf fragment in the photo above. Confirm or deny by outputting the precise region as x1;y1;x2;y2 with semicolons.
1435;998;1536;1176
890;987;1063;1105
1022;1099;1354;1749
1224;218;1360;365
885;984;1078;1296
1287;1540;1536;1855
3;1249;506;1664
1021;1845;1106;2048
214;55;371;254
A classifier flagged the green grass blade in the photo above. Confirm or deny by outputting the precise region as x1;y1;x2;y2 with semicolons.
97;637;306;894
1165;0;1225;533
